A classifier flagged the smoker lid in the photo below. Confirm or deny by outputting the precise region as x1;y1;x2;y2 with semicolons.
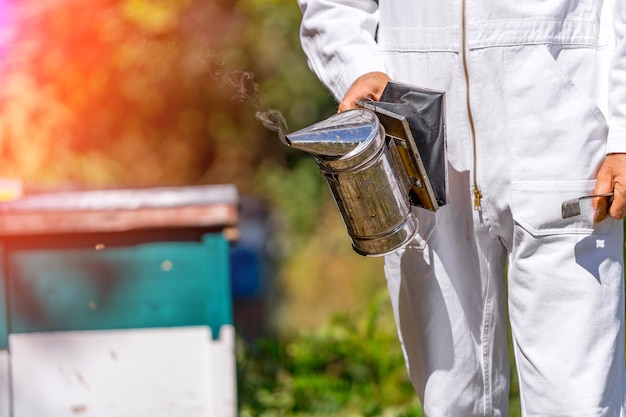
285;109;380;158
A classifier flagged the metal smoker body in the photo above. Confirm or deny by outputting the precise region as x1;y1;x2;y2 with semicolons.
286;108;440;256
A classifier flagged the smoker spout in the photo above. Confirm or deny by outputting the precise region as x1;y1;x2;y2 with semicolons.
285;109;379;158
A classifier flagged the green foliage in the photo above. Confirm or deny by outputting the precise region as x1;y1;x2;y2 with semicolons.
257;157;326;247
236;285;524;416
237;0;336;129
236;292;423;417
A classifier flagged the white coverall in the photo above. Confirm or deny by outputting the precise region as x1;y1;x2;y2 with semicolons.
298;0;626;416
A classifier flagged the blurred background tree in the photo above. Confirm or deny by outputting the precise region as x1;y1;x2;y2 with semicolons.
0;0;333;190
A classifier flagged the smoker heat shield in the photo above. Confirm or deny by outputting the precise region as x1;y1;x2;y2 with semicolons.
358;81;448;211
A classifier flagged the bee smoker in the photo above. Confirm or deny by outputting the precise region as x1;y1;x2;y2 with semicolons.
285;82;447;256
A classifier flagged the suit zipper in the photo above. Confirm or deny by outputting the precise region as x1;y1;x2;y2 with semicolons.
461;0;482;210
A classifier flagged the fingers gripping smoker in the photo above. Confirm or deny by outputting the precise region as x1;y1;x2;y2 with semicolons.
285;82;447;256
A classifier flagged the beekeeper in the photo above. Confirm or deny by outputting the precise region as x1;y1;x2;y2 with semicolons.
297;0;626;415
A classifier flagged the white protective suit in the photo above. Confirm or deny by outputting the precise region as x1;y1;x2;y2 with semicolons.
298;0;626;416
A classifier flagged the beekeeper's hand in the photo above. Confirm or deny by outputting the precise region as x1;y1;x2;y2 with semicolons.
593;153;626;222
338;71;391;112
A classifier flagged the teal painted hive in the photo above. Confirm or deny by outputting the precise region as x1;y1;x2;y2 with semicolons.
0;184;238;348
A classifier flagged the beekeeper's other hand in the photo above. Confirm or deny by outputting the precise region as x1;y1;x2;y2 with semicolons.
593;153;626;222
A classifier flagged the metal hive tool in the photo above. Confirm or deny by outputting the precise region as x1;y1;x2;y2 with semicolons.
561;192;613;219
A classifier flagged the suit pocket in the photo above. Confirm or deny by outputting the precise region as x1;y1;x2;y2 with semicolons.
511;180;613;236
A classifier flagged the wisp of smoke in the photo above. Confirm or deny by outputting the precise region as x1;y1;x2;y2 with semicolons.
222;71;260;105
200;46;290;144
255;109;289;145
